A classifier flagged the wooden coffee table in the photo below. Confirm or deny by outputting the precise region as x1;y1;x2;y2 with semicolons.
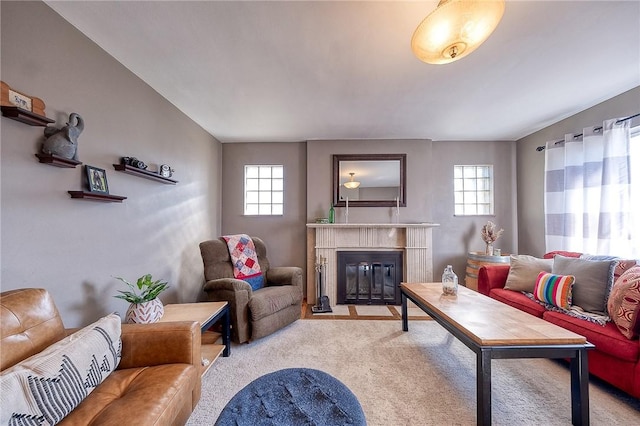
159;302;230;376
401;283;593;426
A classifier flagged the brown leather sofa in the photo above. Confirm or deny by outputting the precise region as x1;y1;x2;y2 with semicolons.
200;236;303;344
1;288;201;425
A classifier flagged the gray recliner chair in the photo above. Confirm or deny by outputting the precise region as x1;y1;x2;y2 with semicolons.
199;237;303;343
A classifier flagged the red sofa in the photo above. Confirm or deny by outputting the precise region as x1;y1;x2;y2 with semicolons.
478;263;640;398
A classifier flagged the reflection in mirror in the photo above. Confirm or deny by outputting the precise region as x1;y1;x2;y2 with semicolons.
333;154;406;207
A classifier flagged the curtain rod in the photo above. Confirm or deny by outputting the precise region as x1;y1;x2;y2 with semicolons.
535;112;640;152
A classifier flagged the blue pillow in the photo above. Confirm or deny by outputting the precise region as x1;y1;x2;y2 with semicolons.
244;273;264;291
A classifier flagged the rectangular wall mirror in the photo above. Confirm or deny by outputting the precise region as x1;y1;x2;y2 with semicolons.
333;154;406;207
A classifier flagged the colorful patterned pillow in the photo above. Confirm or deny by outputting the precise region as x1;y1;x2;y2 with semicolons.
615;259;639;280
534;272;575;309
0;314;122;425
607;266;640;339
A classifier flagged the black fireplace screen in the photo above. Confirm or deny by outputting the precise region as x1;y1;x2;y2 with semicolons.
337;251;403;305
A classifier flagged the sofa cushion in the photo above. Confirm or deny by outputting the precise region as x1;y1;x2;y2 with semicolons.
504;255;553;292
580;254;638;281
60;364;197;425
552;255;616;314
607;266;640;339
489;289;546;318
249;285;303;321
0;314;121;425
533;272;574;309
543;311;639;362
614;259;639;278
0;288;66;371
543;251;581;259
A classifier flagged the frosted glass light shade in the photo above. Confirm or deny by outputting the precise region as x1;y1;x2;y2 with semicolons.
343;173;361;189
411;0;505;64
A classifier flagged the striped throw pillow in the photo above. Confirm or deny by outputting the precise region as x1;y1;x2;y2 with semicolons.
534;272;575;309
0;314;121;425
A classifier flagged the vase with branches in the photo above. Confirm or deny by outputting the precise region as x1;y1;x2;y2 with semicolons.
480;221;504;256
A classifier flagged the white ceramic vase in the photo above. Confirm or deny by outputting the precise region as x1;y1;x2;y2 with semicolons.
125;298;164;324
485;243;494;256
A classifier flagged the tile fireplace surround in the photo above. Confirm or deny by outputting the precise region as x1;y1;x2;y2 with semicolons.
306;223;439;306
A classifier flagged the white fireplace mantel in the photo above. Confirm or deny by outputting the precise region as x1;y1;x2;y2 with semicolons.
305;223;439;305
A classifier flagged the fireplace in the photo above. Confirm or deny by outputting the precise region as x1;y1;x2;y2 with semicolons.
337;251;403;305
306;223;439;307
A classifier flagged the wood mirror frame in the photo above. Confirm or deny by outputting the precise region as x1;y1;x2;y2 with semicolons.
332;154;406;207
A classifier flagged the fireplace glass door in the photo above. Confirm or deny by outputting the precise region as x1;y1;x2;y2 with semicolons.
337;251;403;305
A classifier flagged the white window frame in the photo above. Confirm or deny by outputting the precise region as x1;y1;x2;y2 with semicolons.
244;165;284;216
453;165;494;216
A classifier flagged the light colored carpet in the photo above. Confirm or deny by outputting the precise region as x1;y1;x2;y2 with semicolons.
188;320;640;425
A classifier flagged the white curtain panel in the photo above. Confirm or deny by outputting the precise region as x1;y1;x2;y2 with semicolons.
544;118;633;256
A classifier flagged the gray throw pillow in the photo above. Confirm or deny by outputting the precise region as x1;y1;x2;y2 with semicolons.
552;255;617;314
504;255;553;292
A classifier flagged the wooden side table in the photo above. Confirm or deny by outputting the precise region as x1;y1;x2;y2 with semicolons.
159;302;230;376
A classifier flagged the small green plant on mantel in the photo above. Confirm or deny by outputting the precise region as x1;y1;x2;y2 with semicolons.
114;274;169;304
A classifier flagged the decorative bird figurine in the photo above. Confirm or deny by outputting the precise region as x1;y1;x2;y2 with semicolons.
42;113;84;160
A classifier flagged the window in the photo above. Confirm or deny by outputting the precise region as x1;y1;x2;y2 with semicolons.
453;165;494;216
244;165;284;215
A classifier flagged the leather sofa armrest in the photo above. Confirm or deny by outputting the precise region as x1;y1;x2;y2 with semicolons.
267;267;303;289
477;265;510;296
118;321;201;369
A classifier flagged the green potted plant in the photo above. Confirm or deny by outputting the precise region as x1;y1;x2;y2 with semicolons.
114;274;169;324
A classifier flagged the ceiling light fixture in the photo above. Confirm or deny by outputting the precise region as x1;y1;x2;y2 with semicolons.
411;0;505;65
343;173;361;189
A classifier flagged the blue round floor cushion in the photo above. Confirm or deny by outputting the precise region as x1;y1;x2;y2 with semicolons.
215;368;366;425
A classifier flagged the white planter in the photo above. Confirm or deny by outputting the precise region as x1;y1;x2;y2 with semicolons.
125;299;164;324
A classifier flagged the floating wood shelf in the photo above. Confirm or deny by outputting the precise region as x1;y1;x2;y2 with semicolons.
68;191;127;202
1;106;55;126
113;164;178;184
36;153;82;168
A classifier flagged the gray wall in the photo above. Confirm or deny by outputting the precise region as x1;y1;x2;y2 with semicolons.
516;86;640;256
307;139;434;224
220;142;307;270
220;138;516;288
431;140;517;277
307;139;517;280
1;1;222;327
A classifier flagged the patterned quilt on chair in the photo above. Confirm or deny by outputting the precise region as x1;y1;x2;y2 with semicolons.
222;234;264;291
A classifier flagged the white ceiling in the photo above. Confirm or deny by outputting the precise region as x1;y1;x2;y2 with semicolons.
45;1;640;143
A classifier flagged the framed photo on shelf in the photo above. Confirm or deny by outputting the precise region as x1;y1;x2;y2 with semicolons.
85;165;109;194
